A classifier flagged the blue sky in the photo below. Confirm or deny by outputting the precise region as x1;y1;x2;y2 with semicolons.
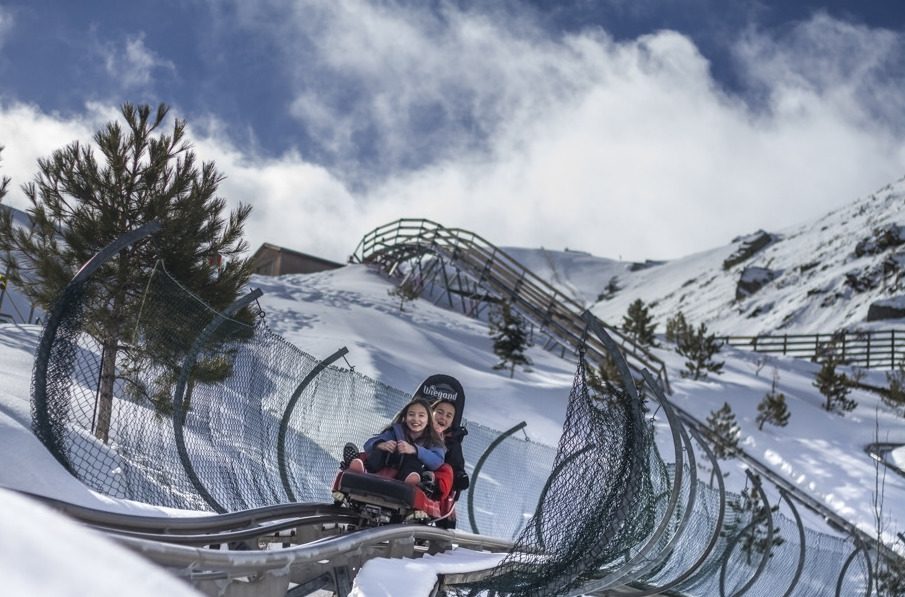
0;0;903;263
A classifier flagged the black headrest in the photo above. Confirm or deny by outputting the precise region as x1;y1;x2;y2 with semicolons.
412;374;466;429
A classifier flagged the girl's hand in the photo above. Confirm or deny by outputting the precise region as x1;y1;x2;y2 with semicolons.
378;440;397;452
396;441;415;455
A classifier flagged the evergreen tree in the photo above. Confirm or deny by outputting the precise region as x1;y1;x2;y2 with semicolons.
756;369;791;430
387;276;420;312
488;299;532;378
0;103;255;442
701;401;740;487
0;146;9;203
883;362;905;417
585;351;623;396
622;298;657;347
676;322;725;380
664;310;691;344
813;354;856;414
875;558;905;597
722;475;784;565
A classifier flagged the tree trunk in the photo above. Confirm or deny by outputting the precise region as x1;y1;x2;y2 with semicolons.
94;336;120;443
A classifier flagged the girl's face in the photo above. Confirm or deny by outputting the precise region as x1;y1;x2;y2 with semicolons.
433;402;455;433
405;403;429;436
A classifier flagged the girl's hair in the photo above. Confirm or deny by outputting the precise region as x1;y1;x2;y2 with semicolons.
431;398;457;413
390;398;444;448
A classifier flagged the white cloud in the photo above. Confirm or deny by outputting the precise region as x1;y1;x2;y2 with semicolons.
2;5;904;265
734;12;905;134
191;133;361;261
0;101;358;263
0;6;13;50
0;102;107;206
98;33;176;92
211;2;905;260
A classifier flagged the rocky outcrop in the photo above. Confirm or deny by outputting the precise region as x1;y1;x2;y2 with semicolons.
866;296;905;321
854;224;905;258
723;230;777;270
737;266;780;301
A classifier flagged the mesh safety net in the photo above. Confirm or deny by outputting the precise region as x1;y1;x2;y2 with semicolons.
27;260;893;596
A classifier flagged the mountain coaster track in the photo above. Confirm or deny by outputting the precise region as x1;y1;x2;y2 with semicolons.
14;487;515;596
352;218;671;394
22;220;904;597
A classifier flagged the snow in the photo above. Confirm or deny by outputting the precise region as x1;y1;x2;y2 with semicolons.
0;489;201;597
2;179;905;594
349;550;507;597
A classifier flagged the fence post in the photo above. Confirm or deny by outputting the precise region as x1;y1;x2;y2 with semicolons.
783;334;788;355
893;330;897;368
842;332;847;363
860;332;871;369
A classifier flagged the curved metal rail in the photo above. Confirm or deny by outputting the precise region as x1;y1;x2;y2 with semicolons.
352;219;671;393
15;486;515;595
113;514;516;596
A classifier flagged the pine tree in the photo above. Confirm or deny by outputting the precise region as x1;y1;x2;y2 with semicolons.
488;299;532;378
0;149;8;316
756;369;791;430
701;401;740;487
883;362;905;417
585;352;623;395
676;322;725;380
705;402;741;460
622;298;657;347
387;276;420;312
0;103;255;442
664;310;691;344
0;146;9;203
813;354;856;414
722;475;784;565
875;558;905;597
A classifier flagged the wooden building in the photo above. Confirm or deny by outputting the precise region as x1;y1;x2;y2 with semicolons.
251;243;344;276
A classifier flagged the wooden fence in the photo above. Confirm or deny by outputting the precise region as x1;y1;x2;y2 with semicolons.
719;330;905;369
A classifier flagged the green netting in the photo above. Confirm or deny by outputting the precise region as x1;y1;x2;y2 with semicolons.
28;253;899;596
29;263;557;534
448;352;884;597
451;354;658;596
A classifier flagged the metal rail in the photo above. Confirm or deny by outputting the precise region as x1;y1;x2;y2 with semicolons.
14;486;516;596
352;219;671;393
112;518;515;596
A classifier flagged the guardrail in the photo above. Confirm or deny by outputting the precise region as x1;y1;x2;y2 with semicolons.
721;330;905;369
352;219;671;393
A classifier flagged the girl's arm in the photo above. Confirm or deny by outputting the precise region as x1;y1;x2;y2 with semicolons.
363;428;395;452
414;444;446;471
445;439;466;474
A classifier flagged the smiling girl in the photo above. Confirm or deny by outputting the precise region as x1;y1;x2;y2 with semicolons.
357;398;446;484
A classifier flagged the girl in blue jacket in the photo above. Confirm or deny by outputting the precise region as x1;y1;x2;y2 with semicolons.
359;398;446;484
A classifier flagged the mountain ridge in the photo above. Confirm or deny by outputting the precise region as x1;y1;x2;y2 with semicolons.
506;175;905;337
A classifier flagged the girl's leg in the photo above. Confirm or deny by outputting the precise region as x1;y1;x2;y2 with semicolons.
434;464;453;499
364;449;390;473
395;453;425;482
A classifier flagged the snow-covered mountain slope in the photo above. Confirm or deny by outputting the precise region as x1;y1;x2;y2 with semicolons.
247;263;903;548
2;174;904;553
507;176;905;336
